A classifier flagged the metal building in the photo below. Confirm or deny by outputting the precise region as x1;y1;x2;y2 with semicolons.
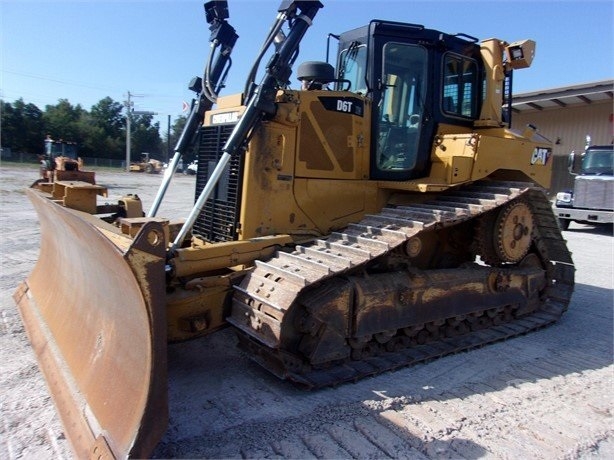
511;79;613;194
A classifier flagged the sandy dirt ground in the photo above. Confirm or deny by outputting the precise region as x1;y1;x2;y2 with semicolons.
0;164;612;459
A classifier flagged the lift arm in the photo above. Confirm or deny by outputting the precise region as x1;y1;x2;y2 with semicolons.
148;1;238;217
170;0;323;252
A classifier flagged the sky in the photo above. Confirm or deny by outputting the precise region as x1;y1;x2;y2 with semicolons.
1;0;613;133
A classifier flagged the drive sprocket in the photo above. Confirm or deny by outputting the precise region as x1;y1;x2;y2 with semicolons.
478;199;534;265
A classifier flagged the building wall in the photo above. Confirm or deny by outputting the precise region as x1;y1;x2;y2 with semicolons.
511;101;613;194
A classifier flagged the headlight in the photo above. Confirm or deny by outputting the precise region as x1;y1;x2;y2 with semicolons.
556;192;572;203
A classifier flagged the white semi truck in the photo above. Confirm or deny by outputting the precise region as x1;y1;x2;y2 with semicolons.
554;139;614;230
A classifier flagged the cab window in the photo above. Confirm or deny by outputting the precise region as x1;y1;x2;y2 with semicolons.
442;53;479;118
376;43;427;172
337;43;368;94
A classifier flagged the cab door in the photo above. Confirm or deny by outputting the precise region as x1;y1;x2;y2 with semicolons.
370;41;433;180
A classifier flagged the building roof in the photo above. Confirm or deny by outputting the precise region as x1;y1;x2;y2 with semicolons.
512;79;614;113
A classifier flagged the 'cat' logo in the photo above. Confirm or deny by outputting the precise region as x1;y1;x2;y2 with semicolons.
211;111;240;125
530;147;551;165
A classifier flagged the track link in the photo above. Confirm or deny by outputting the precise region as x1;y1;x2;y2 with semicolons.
228;181;575;388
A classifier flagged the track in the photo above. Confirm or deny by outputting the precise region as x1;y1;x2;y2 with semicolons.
228;181;575;387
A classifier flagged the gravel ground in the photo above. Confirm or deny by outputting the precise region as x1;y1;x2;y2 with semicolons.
0;164;612;459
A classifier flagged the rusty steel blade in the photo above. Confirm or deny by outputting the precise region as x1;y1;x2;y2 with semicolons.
13;188;168;459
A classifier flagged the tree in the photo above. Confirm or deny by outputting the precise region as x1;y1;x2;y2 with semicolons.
90;97;124;139
0;99;45;153
89;97;125;159
130;113;162;161
161;115;188;160
75;120;111;159
1;96;164;161
1;100;19;150
43;99;86;142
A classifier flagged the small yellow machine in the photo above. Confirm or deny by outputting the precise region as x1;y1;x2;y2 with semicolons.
14;1;574;458
129;152;163;173
35;139;96;186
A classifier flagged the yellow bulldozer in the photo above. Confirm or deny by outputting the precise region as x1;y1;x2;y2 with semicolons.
14;1;574;458
129;152;164;174
35;139;96;186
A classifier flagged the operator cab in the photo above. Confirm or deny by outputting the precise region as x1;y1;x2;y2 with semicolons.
51;141;79;160
335;21;485;181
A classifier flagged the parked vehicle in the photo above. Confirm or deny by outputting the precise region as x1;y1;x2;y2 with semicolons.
130;152;163;174
554;138;614;230
34;139;95;186
185;160;197;175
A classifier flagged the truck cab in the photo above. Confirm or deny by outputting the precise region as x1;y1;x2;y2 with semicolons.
554;143;614;229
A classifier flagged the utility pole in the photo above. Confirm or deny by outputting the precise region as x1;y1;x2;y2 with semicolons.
125;91;155;172
167;114;171;163
124;91;133;172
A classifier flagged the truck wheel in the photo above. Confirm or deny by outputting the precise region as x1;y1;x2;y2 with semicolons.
145;163;154;174
558;218;570;231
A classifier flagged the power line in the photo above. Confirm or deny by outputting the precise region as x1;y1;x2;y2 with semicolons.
2;69;182;101
1;69;123;93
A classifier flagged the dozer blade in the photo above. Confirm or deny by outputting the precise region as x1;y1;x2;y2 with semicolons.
13;188;168;459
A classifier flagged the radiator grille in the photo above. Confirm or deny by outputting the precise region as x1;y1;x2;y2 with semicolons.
574;176;614;210
193;124;244;242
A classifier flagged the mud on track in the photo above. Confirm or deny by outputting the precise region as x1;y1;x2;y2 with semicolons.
1;164;612;459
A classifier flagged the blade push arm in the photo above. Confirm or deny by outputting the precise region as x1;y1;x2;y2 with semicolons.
171;1;323;252
148;1;238;217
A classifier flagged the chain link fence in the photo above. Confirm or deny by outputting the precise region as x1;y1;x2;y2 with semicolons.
1;149;129;170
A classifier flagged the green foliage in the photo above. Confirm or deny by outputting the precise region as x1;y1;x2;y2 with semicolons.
1;96;167;160
42;99;85;141
1;98;45;153
161;115;189;161
88;97;125;159
91;97;124;139
130;113;162;161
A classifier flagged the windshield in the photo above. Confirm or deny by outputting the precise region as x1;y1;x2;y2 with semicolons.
50;142;78;160
63;144;78;160
581;148;614;175
337;43;367;94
